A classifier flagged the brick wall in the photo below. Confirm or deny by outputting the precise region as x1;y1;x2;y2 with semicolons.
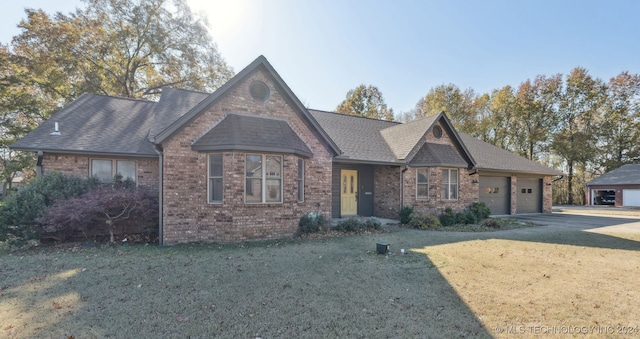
161;69;333;244
373;166;401;219
42;153;159;191
403;166;479;216
543;176;553;212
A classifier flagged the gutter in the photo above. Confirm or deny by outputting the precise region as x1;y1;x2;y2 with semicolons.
552;175;564;182
154;145;164;246
36;151;43;177
401;165;409;209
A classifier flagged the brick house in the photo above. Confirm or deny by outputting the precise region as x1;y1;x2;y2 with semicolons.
12;56;561;244
585;164;640;207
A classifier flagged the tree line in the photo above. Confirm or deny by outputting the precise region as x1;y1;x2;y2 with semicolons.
337;69;640;205
0;0;233;195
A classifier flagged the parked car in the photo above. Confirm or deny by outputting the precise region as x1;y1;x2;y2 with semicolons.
601;192;615;205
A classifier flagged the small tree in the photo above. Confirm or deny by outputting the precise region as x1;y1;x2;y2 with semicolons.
38;184;158;243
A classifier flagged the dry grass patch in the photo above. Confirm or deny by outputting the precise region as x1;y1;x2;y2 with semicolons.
414;232;640;338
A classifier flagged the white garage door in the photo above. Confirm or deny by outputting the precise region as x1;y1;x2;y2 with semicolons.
622;189;640;207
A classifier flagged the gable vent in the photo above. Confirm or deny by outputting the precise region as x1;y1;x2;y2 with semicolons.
249;81;270;102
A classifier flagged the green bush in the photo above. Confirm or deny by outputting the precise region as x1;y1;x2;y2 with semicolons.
399;206;414;225
0;172;98;245
299;212;327;233
468;202;491;220
407;214;441;230
335;217;381;233
439;207;457;226
456;210;478;225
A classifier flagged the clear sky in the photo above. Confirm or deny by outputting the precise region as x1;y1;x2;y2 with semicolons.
1;0;639;114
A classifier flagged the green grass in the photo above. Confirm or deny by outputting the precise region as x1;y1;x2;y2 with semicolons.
1;221;639;338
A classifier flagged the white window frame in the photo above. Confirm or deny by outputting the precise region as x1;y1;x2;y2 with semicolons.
297;158;304;202
416;168;429;200
245;154;283;204
208;153;223;204
90;158;137;184
441;168;458;200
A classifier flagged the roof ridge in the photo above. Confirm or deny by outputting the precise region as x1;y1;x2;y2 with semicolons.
83;92;156;103
309;109;400;124
162;87;211;96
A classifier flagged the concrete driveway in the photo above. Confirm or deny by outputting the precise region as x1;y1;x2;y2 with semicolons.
509;210;640;234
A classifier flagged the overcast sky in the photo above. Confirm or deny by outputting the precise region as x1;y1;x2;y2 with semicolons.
1;0;639;114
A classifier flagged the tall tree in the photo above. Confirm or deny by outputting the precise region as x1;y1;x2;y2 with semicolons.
512;74;562;160
336;84;394;120
552;68;605;204
486;85;518;150
414;84;485;136
0;0;233;189
596;72;640;172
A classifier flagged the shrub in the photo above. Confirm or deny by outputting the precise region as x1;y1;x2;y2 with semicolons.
468;202;491;220
456;210;478;225
0;172;97;245
439;207;457;226
399;206;414;225
37;185;158;243
335;217;381;233
299;212;327;233
407;214;441;230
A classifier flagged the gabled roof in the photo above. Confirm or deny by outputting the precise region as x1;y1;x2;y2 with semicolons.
458;133;563;176
309;110;399;164
585;164;640;186
380;112;475;167
192;113;313;158
148;88;209;140
153;55;340;156
410;142;469;168
11;93;158;157
380;114;439;160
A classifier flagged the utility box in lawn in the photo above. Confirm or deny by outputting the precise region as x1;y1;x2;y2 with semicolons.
376;242;390;254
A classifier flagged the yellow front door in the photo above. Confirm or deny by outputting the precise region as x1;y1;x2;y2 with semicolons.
341;169;358;216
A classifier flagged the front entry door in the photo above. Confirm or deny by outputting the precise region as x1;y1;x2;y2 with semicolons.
341;169;358;216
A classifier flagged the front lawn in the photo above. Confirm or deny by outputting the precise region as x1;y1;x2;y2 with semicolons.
1;224;639;338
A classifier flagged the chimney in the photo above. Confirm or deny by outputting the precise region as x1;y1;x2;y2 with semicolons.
50;122;61;136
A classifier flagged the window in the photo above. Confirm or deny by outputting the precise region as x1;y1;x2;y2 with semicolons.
416;168;429;200
246;154;282;203
441;168;458;200
91;159;136;183
297;159;304;202
208;154;223;203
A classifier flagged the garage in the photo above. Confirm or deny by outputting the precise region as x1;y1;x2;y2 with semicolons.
622;189;640;207
517;178;542;213
479;176;510;215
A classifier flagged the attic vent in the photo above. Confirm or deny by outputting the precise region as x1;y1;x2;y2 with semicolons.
249;81;270;102
433;126;442;139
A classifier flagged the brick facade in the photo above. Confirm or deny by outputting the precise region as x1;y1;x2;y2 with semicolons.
41;153;159;191
373;166;401;219
160;69;333;244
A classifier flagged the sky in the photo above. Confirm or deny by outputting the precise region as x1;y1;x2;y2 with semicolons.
1;0;639;114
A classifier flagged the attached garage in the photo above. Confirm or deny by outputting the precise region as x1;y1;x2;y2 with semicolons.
517;178;542;213
622;189;640;207
479;176;510;215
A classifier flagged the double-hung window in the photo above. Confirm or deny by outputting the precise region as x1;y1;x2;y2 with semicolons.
297;159;304;202
208;154;223;203
416;168;429;200
246;154;282;203
441;168;458;200
91;159;136;183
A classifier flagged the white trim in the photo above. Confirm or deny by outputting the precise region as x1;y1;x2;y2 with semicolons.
297;158;304;203
90;158;137;184
245;154;283;204
441;168;459;200
207;153;223;204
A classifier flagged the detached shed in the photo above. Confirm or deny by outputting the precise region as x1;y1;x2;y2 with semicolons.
585;164;640;207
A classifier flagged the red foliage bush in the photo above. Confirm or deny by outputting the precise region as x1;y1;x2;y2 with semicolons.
37;185;158;243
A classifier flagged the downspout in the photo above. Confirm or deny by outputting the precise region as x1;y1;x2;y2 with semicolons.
155;145;164;246
401;165;409;208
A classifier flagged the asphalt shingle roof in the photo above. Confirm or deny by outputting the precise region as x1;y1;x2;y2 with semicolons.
410;142;468;167
11;93;158;156
192;113;313;157
380;114;440;160
458;133;562;175
148;87;209;140
585;164;640;185
309;110;399;163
